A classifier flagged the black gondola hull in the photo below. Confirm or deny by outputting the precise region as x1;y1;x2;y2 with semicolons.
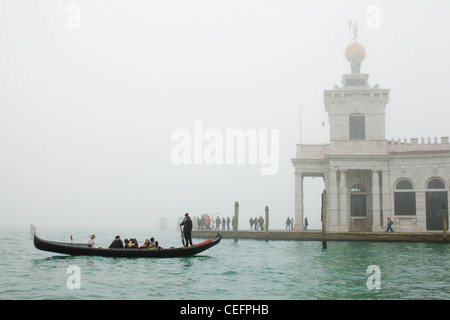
33;234;221;258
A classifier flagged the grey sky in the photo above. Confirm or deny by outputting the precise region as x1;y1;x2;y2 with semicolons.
1;0;449;231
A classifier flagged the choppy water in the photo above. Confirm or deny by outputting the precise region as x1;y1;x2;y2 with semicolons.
0;226;449;300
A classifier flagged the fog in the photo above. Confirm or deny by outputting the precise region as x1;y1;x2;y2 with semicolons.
1;1;449;232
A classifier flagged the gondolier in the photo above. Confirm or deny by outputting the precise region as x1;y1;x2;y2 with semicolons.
180;213;193;247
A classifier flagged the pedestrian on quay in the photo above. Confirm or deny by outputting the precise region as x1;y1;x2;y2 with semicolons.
215;216;221;230
206;216;211;230
386;217;394;232
285;217;291;230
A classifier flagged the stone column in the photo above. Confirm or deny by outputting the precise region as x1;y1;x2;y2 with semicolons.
339;170;348;231
328;170;338;231
372;170;381;232
294;172;304;230
381;170;390;231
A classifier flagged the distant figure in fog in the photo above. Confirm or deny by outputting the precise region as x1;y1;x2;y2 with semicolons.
285;217;291;230
291;218;294;230
304;217;309;230
215;216;221;230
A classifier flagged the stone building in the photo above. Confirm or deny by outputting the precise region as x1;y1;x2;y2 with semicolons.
291;39;450;233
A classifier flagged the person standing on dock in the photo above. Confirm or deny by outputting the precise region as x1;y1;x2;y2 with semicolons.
304;217;309;230
206;216;211;230
215;216;221;230
180;213;193;247
285;217;291;230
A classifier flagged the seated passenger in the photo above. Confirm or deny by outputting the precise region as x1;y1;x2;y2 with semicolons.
109;235;124;249
148;237;156;249
127;238;138;248
88;234;97;248
140;239;150;248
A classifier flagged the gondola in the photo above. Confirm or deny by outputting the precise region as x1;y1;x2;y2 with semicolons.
32;228;221;258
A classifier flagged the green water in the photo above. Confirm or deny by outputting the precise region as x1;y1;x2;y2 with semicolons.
1;227;449;300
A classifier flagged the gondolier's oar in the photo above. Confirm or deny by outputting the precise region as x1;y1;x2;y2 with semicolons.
180;225;185;247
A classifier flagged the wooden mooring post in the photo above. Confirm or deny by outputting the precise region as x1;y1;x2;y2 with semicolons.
443;207;448;243
234;201;239;242
321;190;327;249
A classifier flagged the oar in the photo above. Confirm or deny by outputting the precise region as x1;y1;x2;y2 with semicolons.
180;225;185;247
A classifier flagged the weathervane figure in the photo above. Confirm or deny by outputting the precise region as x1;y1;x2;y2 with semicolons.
349;19;358;42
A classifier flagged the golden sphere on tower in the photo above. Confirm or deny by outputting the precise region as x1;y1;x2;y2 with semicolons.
345;42;366;63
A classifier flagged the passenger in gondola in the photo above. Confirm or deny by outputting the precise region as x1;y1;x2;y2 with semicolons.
109;235;124;249
140;239;150;248
149;239;159;250
148;237;156;249
127;238;138;248
88;234;97;248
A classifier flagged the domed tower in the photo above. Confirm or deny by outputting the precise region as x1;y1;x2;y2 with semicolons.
345;41;366;74
323;22;390;145
321;21;391;232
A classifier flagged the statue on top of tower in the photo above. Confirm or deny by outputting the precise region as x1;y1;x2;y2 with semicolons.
349;19;358;43
346;19;365;73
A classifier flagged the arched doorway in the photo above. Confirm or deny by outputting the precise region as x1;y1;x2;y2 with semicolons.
426;179;448;231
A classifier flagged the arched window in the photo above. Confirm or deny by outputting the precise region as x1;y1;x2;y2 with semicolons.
397;180;413;190
350;184;366;192
426;178;448;231
394;179;416;216
427;179;445;189
350;184;366;217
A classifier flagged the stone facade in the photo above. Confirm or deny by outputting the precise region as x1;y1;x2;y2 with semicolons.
291;49;450;233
